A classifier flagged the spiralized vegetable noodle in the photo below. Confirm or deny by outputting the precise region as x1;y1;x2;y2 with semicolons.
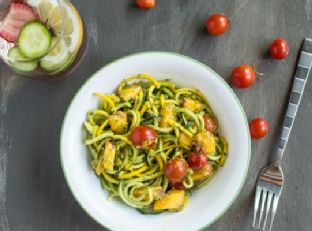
83;74;228;214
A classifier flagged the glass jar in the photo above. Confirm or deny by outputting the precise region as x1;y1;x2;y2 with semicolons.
0;0;86;78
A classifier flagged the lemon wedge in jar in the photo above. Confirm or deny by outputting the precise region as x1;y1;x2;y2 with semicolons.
32;0;83;72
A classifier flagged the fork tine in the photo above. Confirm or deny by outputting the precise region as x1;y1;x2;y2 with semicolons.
268;194;279;231
253;186;262;228
262;191;274;230
258;189;268;228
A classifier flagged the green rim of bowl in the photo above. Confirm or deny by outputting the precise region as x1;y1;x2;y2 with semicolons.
60;51;251;231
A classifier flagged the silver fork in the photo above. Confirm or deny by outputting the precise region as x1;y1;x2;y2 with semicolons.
253;38;312;231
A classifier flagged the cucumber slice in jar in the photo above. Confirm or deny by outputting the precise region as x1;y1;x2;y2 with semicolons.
40;37;70;72
18;21;52;59
8;47;38;72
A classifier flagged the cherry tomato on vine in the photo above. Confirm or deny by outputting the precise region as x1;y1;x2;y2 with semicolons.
206;13;230;35
230;64;257;88
270;38;289;60
187;152;208;170
203;115;218;133
249;118;269;139
130;125;158;149
136;0;155;9
165;158;188;183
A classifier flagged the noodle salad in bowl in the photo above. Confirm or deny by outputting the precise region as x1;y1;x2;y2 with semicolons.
60;52;250;231
83;74;228;214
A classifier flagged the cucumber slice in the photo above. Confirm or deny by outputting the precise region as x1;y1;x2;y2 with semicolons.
18;21;52;59
8;47;37;72
40;37;70;71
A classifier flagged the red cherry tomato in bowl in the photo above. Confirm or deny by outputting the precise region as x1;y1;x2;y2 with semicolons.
270;38;289;60
169;182;185;190
136;0;155;9
203;115;218;133
249;118;269;139
206;13;229;35
165;158;188;183
230;64;257;88
187;152;208;170
130;125;158;149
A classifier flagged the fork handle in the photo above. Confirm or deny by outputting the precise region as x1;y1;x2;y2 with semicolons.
275;38;312;166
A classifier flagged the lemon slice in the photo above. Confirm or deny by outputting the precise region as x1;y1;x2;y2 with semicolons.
37;0;83;53
40;37;69;71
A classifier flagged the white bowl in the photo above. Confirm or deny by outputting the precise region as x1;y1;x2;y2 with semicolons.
60;52;250;231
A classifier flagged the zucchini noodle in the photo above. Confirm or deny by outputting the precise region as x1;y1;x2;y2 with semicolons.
83;74;228;213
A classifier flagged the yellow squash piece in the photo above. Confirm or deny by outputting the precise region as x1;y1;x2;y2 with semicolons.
154;190;185;211
119;166;148;179
194;131;216;154
191;163;213;181
108;111;128;134
95;159;104;175
182;98;205;112
103;142;116;171
178;132;193;148
119;84;143;102
160;102;176;127
133;186;165;201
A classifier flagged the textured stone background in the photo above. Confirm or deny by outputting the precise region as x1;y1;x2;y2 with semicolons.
1;0;312;230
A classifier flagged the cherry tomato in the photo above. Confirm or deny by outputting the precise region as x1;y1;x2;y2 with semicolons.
249;118;269;139
136;0;155;9
270;38;289;60
165;158;188;183
206;14;230;35
169;182;185;190
130;125;158;149
203;115;218;133
230;65;257;88
187;152;208;170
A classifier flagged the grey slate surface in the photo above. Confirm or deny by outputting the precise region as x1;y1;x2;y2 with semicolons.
1;0;312;230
